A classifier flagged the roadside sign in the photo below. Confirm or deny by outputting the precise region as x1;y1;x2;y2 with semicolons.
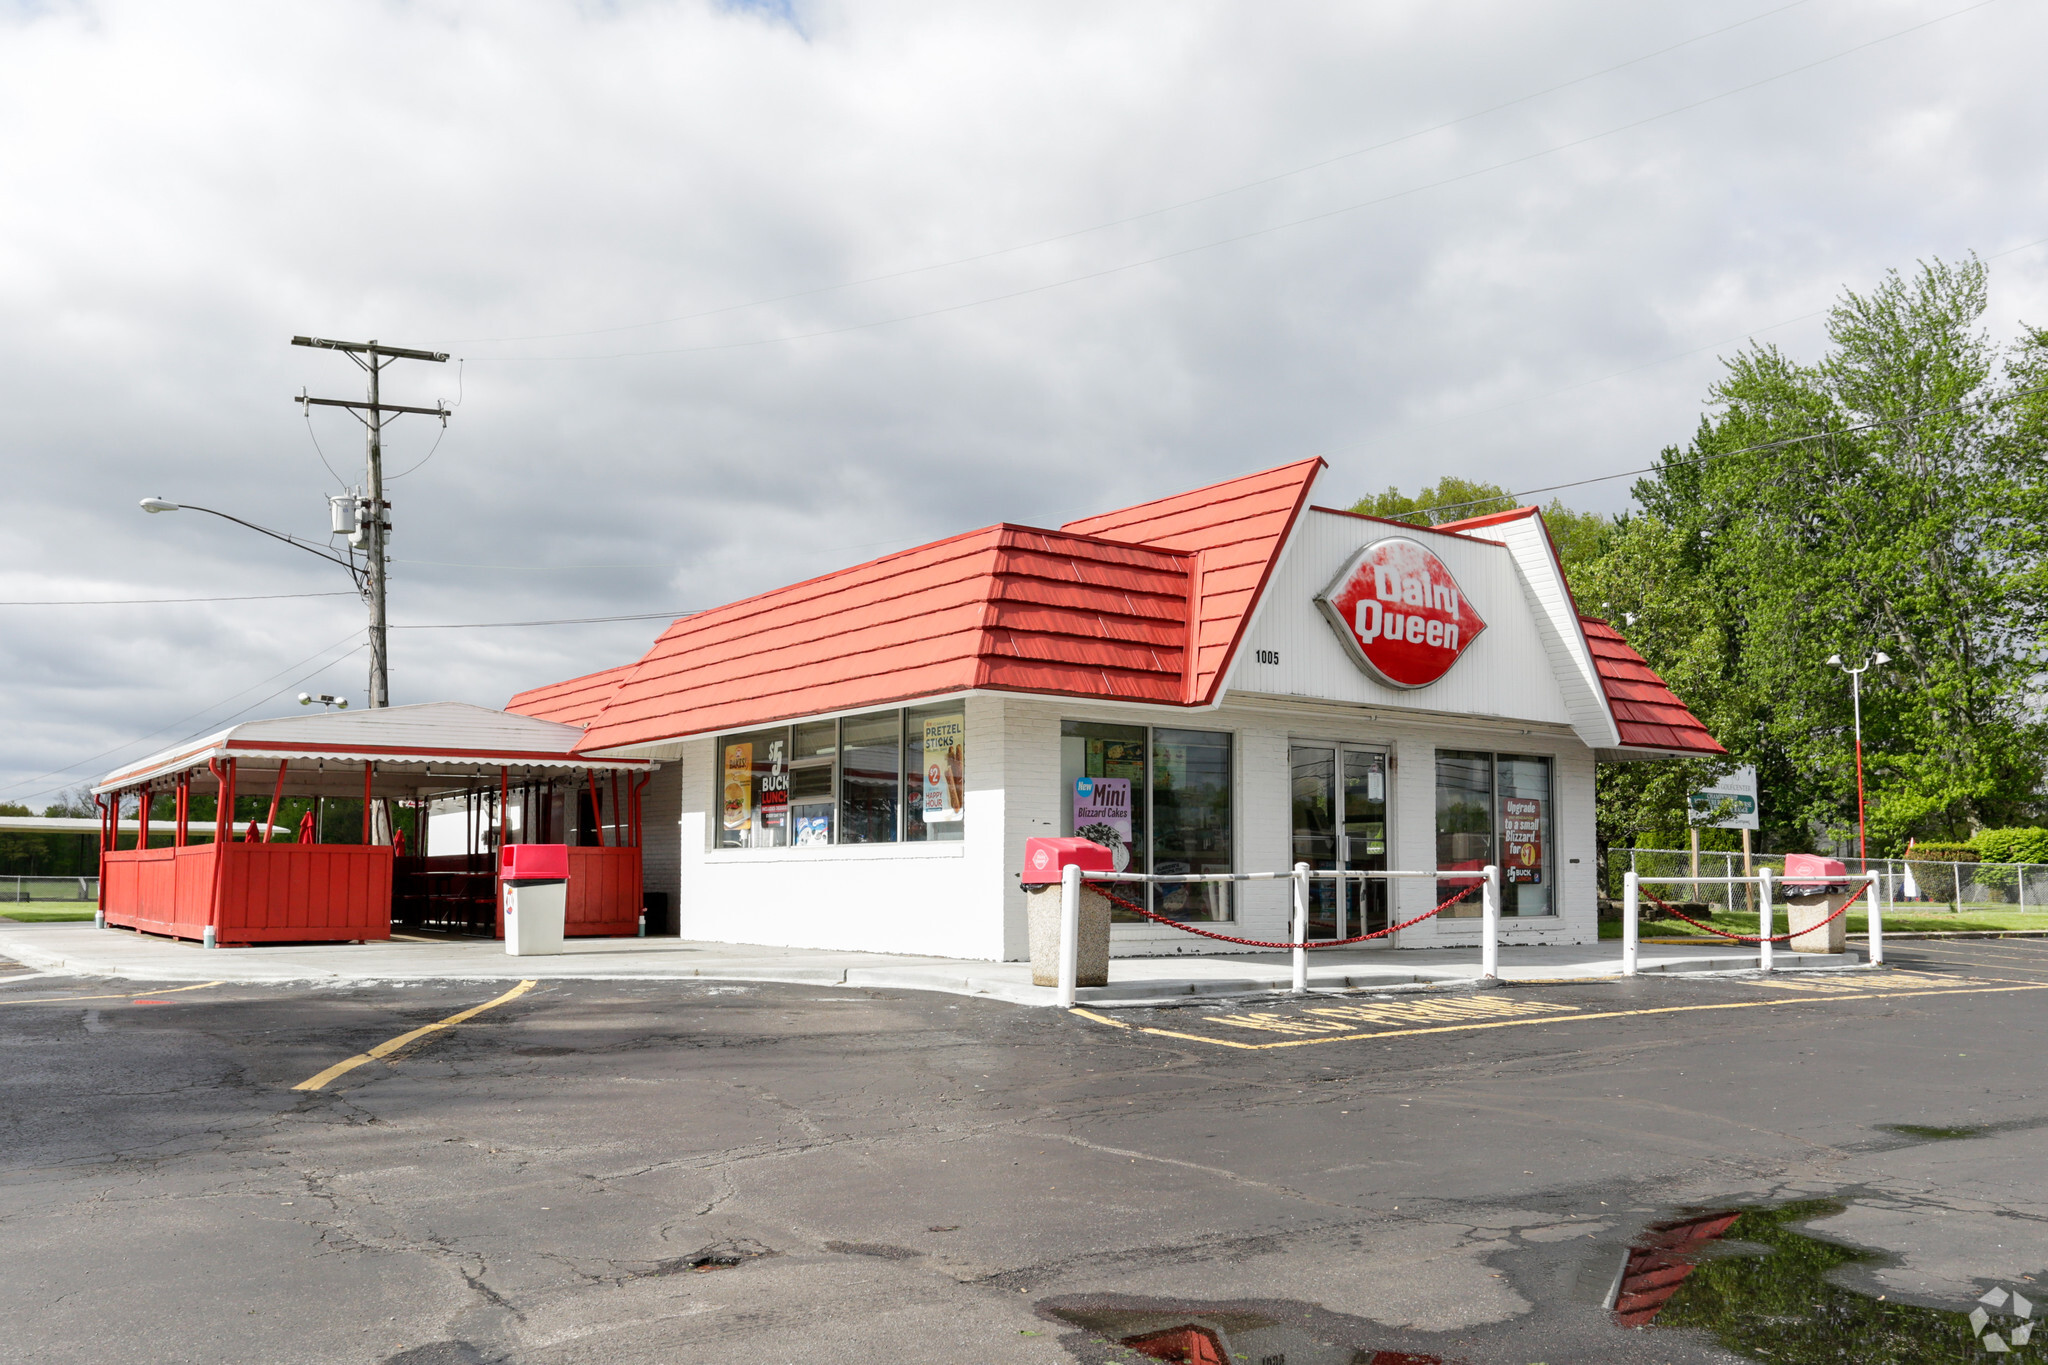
1689;766;1758;830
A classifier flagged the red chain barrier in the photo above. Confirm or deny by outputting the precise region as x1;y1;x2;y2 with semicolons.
1643;881;1866;945
1084;878;1482;950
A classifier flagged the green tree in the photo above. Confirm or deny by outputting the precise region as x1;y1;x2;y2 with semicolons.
1354;476;1518;525
1349;479;1613;575
1576;255;2048;855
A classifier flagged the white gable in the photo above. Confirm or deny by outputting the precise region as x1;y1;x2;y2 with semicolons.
1224;507;1618;746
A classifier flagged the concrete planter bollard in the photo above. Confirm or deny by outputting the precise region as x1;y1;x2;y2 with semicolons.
1026;881;1111;987
1785;890;1848;953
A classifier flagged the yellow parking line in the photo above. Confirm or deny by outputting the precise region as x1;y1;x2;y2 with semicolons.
0;980;223;1006
292;980;538;1092
1087;982;2048;1051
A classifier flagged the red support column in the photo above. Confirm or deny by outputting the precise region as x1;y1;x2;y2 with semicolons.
263;762;291;846
361;763;373;844
137;785;151;850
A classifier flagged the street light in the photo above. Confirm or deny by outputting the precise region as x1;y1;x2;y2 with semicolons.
139;498;366;582
298;693;349;711
1826;651;1891;865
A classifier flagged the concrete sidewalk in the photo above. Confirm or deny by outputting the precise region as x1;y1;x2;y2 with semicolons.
0;920;1865;1006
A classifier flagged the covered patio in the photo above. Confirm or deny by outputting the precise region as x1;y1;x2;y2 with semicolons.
93;702;655;947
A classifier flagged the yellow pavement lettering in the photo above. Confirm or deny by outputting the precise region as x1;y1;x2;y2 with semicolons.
292;980;539;1092
0;980;224;1007
1211;994;1578;1035
1087;981;2048;1051
1745;971;1977;994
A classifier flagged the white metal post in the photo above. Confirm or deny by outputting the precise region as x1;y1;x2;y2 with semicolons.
1622;869;1640;977
1057;862;1082;1009
1481;865;1501;981
1291;862;1310;995
1757;865;1774;973
1866;867;1884;967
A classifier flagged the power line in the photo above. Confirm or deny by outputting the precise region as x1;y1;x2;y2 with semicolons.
1;629;368;803
486;0;2000;364
393;609;697;630
1415;378;2048;519
453;0;1818;347
0;591;358;607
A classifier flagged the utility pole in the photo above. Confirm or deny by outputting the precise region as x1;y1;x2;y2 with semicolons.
292;337;449;709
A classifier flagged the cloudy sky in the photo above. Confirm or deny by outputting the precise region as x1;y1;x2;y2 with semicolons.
2;0;2043;804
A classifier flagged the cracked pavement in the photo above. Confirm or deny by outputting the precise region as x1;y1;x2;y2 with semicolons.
3;939;2048;1362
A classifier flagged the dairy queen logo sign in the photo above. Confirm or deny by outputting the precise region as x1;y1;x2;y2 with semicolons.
1315;537;1487;688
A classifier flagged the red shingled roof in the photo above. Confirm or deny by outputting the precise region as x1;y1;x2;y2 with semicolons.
1063;458;1324;704
529;461;1324;754
1580;617;1724;755
507;662;635;727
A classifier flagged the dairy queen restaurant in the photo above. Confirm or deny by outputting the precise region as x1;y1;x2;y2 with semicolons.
507;459;1720;961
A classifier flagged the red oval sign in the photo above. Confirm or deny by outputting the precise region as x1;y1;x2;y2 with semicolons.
1315;537;1486;688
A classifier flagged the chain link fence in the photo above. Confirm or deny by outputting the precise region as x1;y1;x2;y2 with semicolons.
1605;849;2048;913
0;875;99;904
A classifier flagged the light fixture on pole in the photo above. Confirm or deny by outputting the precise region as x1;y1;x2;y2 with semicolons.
139;498;366;581
298;693;349;711
1826;651;1891;864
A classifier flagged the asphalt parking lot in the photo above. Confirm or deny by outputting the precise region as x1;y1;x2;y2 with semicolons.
5;940;2048;1364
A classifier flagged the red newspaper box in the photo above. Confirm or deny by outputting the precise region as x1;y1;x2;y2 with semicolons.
1021;836;1114;886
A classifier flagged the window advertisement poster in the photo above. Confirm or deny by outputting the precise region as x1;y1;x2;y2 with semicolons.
1093;738;1145;781
921;714;966;823
722;743;753;832
756;737;789;843
1502;796;1544;884
1073;775;1133;871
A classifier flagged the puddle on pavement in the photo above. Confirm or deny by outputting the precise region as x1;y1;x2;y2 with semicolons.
1041;1301;1454;1364
1616;1198;2042;1359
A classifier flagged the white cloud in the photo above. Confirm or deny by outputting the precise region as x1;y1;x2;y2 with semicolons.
1;0;2044;798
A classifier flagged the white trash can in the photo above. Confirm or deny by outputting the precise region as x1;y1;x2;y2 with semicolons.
500;844;569;957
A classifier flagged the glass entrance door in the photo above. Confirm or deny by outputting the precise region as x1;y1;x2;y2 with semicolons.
1289;745;1391;943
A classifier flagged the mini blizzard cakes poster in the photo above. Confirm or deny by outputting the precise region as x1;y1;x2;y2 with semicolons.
1073;776;1133;871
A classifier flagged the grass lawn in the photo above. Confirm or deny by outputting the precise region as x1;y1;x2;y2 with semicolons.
0;903;97;922
1598;909;2048;939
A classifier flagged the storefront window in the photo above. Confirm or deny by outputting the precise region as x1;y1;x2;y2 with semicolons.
1496;755;1553;915
1060;721;1148;881
1152;728;1232;922
789;720;838;846
721;727;791;849
717;705;962;848
905;704;966;843
1061;720;1233;922
839;711;900;844
1434;750;1553;917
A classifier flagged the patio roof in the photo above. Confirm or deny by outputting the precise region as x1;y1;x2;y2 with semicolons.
96;701;654;796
